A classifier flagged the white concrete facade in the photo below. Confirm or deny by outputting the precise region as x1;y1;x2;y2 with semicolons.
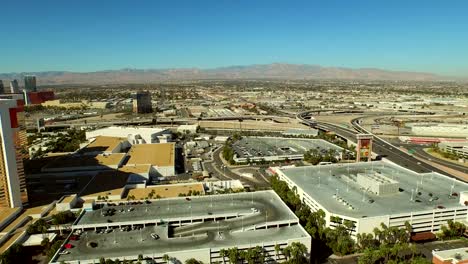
86;126;169;145
273;162;468;238
0;99;22;208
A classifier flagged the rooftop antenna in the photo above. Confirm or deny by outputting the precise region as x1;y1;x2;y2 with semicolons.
346;179;349;192
420;174;424;186
416;181;419;193
114;229;117;244
450;182;455;196
411;189;414;201
362;188;366;202
251;192;254;204
242;215;244;231
318;176;321;187
265;210;268;230
210;195;213;208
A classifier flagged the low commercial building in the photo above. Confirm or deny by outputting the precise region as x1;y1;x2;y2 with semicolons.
439;141;468;158
126;143;175;177
56;195;78;212
282;128;319;137
51;191;311;264
271;160;468;237
127;182;205;199
42;99;110;109
409;123;468;138
177;124;198;134
86;126;169;144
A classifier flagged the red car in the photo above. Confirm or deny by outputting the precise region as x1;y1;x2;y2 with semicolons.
64;243;74;249
69;235;79;241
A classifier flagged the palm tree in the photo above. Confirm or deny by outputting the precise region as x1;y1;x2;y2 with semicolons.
274;244;281;260
219;249;227;264
162;254;170;264
281;247;291;261
228;247;240;264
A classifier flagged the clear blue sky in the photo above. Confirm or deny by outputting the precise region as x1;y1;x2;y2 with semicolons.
2;0;468;76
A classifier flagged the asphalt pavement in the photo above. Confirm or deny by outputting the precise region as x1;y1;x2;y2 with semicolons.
318;122;454;176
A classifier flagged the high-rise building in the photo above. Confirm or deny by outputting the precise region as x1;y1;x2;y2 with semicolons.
0;98;28;208
10;80;20;93
0;80;4;94
24;75;37;92
132;91;153;114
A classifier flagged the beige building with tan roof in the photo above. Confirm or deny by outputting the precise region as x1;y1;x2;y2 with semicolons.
80;136;129;155
126;143;175;177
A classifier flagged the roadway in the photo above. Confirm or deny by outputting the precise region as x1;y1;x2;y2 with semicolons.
203;147;270;189
318;121;452;176
296;109;465;178
406;145;468;174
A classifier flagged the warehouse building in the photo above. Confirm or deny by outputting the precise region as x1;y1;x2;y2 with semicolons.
409;123;468;138
50;191;311;264
271;160;468;237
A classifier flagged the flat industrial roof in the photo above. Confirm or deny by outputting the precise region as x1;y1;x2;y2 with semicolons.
127;183;205;199
275;160;468;218
44;153;126;169
126;143;175;167
55;191;310;263
118;165;152;174
82;136;126;153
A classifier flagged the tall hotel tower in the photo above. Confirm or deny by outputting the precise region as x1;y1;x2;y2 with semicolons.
0;98;28;208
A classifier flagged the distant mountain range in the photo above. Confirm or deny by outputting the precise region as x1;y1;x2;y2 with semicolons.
0;63;450;85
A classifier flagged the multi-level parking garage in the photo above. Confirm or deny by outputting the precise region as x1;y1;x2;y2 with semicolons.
51;191;311;264
272;160;468;238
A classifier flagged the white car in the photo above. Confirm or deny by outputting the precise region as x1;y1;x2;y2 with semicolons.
150;233;159;240
59;251;70;255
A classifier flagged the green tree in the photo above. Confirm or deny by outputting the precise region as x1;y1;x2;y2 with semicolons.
162;254;170;264
185;258;204;264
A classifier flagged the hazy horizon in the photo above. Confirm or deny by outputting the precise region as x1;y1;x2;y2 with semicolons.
2;0;468;76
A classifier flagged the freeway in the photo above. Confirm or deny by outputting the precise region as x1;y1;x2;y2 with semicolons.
318;122;445;174
296;111;462;177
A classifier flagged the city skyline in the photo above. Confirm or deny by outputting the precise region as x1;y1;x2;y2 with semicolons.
2;0;468;76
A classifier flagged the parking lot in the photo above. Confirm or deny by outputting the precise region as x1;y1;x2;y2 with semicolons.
232;137;343;161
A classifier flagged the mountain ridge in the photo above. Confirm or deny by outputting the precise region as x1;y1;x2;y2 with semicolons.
0;63;453;85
